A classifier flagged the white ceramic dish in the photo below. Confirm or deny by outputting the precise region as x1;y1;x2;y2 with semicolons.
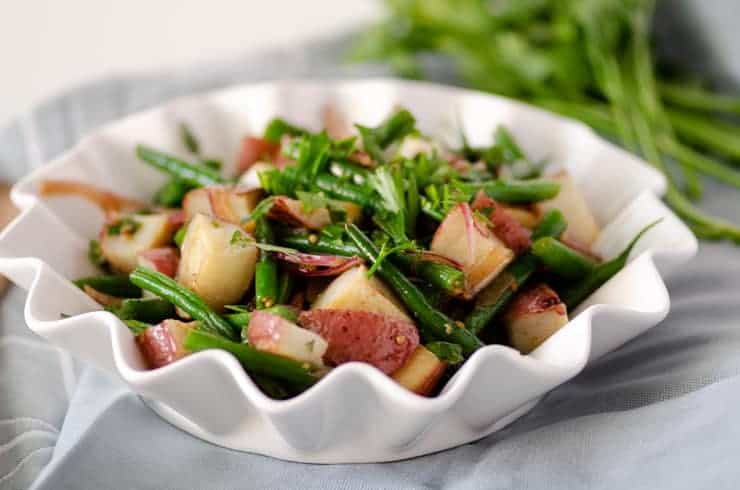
0;79;697;463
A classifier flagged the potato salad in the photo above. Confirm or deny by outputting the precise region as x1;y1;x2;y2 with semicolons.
42;108;654;399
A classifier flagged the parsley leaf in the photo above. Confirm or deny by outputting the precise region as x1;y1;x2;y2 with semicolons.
107;217;141;236
356;109;416;164
179;122;200;154
263;118;308;143
88;239;107;267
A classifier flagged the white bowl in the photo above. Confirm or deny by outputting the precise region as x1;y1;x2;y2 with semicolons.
0;79;697;463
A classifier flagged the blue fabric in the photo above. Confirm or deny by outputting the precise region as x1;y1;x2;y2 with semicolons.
1;2;740;487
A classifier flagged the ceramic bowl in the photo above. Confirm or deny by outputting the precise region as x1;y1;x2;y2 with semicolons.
0;79;697;463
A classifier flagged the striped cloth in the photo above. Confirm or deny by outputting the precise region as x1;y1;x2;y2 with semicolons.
1;6;740;488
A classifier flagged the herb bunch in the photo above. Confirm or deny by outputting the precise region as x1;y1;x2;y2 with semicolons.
352;0;740;243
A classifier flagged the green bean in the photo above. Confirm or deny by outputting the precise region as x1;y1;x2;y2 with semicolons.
659;82;740;116
276;269;294;304
666;108;740;164
110;298;176;324
263;118;308;143
329;160;371;184
280;234;465;296
74;275;141;298
173;225;188;248
345;224;483;355
225;304;300;341
136;144;226;187
124;319;151;336
559;220;660;309
129;267;237;340
153;178;195;207
254;218;279;309
461;179;560;204
530;209;568;241
183;329;318;389
464;209;568;335
269;167;376;210
531;237;597;279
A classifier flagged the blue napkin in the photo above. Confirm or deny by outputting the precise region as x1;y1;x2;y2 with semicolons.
2;3;740;487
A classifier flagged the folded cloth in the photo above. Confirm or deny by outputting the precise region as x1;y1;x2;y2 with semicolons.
2;10;740;489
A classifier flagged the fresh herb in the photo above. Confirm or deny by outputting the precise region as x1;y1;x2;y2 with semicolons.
356;110;416;164
263;118;308;144
179;122;200;154
426;341;464;365
174;225;188;248
353;0;740;243
107;217;141;236
88;239;106;267
240;196;276;225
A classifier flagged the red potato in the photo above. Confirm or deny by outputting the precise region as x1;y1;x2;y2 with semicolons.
471;191;531;254
182;186;261;224
431;203;515;298
236;136;279;173
298;309;419;375
136;319;196;369
391;346;447;396
312;265;411;322
248;311;328;366
503;283;569;354
137;247;180;278
100;212;177;273
268;196;362;230
535;171;600;248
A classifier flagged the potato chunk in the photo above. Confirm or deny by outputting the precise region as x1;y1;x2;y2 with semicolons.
137;319;196;369
391;346;447;396
248;311;328;366
431;203;514;297
182;186;261;224
536;172;599;248
101;213;175;273
177;213;258;311
312;265;410;322
503;283;569;354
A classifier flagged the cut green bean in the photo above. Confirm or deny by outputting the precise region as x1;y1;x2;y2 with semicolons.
153;178;195;208
531;237;597;279
124;319;151;336
74;275;141;298
461;179;560;204
276;269;294;304
345;224;482;355
136;144;226;187
559;220;660;309
129;267;237;340
183;329;319;389
530;209;568;241
110;298;176;324
254;218;279;309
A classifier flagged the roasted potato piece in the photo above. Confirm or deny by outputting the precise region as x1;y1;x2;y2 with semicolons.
504;283;569;354
137;319;196;368
100;213;176;273
182;186;261;223
312;265;410;322
391;345;447;396
431;203;515;297
536;172;599;248
248;311;328;366
177;213;258;311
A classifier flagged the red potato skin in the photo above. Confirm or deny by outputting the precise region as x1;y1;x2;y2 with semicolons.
248;312;289;352
236;136;280;173
137;247;180;278
471;191;531;254
505;283;566;318
298;309;420;375
137;323;178;369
